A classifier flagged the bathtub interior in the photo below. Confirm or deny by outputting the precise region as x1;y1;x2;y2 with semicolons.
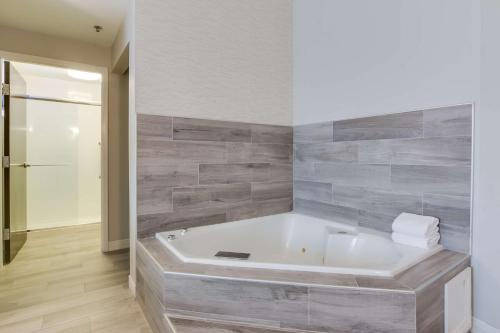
156;213;443;277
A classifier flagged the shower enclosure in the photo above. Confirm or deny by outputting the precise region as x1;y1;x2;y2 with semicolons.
2;61;102;262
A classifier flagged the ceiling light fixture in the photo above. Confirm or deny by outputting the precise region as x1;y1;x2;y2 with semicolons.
67;69;101;81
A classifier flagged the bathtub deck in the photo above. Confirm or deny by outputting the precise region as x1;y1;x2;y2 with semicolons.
137;237;470;333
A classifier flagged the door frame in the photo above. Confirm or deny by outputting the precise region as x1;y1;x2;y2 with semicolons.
0;50;110;263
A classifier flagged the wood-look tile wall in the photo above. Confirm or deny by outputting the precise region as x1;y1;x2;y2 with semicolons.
137;115;293;237
294;105;473;253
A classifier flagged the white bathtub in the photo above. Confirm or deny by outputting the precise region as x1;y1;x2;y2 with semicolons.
156;213;442;277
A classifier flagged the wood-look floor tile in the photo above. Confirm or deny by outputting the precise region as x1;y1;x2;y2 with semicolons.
0;224;151;333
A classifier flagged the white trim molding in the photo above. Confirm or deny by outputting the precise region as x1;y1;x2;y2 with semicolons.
108;239;130;251
474;318;500;333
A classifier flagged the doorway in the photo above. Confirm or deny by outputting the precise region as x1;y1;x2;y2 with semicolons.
1;59;106;264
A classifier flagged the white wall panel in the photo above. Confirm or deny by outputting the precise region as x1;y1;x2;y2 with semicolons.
135;0;292;125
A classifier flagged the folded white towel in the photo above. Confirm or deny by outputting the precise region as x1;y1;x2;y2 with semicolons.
392;232;440;249
392;213;439;237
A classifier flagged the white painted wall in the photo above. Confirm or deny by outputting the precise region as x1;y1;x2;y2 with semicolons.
473;0;500;331
294;0;480;124
135;0;292;125
294;0;500;330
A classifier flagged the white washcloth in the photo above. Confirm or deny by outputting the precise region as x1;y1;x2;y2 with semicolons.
392;232;440;249
392;213;439;237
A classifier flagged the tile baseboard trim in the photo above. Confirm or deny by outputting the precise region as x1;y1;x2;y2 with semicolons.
474;318;500;333
108;238;130;251
129;274;136;297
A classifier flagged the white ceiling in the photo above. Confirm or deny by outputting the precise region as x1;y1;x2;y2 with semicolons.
0;0;128;46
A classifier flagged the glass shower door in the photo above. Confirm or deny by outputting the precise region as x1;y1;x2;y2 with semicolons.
2;60;28;263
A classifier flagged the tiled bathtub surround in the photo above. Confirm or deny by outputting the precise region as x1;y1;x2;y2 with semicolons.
294;105;473;253
137;115;293;237
137;237;470;333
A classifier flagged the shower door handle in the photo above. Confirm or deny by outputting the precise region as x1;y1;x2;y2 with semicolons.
9;163;70;168
9;163;31;168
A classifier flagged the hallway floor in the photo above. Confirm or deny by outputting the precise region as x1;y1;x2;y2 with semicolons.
0;224;151;333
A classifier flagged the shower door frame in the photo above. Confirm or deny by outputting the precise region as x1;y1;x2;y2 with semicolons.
0;50;111;261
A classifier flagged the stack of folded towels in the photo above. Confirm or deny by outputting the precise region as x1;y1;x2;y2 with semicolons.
391;212;440;249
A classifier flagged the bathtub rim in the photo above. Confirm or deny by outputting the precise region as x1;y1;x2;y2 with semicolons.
155;212;445;278
137;236;470;295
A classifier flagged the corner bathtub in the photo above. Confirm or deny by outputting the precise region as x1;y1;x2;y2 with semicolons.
156;213;442;277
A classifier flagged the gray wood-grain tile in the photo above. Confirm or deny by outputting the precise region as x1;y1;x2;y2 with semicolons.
315;163;392;188
166;309;279;329
415;257;470;332
251;124;293;144
269;164;293;182
173;118;251;142
415;276;444;333
137;252;167;302
169;317;303;333
355;276;411;291
391;165;471;195
395;250;469;289
358;137;472;166
138;116;293;237
138;186;173;215
308;287;416;333
137;271;173;333
172;183;251;210
199;163;270;184
293;121;333;143
423;192;471;253
137;162;198;188
423;193;470;229
390;137;471;167
138;114;173;140
227;199;292;221
137;236;471;333
228;143;292;164
332;185;422;217
137;162;198;216
251;144;292;164
293;162;315;181
138;208;227;237
294;180;333;203
252;182;293;202
333;111;423;142
293;106;472;252
163;275;308;330
294;142;357;163
438;224;470;254
294;198;358;226
358;210;402;233
423;105;473;138
357;140;392;164
138;139;227;163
